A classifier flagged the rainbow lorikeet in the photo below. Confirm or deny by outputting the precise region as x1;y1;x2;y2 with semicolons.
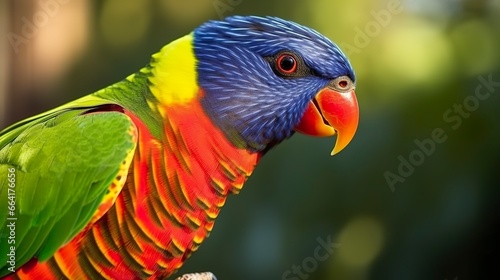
0;16;358;279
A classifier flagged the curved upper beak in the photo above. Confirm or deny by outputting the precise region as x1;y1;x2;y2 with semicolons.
294;87;359;155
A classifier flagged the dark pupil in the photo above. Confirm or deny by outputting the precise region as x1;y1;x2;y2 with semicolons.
280;56;295;71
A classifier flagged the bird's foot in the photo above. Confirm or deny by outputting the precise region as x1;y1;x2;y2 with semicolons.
175;272;217;280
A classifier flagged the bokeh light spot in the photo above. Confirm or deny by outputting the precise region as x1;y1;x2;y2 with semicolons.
337;216;384;268
377;17;454;90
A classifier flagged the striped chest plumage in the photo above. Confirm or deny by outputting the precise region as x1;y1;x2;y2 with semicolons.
102;99;260;278
11;98;260;279
91;100;258;279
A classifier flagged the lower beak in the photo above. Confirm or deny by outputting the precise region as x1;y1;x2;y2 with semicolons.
294;87;359;155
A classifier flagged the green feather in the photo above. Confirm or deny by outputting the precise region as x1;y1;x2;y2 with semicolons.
0;98;137;276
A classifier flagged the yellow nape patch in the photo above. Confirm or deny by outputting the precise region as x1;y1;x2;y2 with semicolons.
149;33;199;105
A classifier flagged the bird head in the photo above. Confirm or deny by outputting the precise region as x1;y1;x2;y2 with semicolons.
194;16;359;155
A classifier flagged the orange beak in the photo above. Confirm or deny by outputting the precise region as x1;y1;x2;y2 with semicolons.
294;87;359;155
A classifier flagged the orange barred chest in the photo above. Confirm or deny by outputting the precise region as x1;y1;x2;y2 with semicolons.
13;101;259;280
115;102;260;278
90;101;260;278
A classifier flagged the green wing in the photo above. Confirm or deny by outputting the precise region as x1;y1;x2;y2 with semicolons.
0;95;137;275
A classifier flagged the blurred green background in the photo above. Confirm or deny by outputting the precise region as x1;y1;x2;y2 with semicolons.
1;0;499;279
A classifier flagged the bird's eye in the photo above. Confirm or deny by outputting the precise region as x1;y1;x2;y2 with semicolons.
276;53;298;74
268;51;309;78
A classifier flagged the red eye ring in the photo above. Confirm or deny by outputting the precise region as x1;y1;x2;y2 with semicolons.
276;53;298;74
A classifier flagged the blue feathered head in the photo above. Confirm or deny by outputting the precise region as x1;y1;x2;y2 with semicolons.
194;16;358;154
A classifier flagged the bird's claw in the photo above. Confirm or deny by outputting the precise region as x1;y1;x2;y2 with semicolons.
175;272;217;280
